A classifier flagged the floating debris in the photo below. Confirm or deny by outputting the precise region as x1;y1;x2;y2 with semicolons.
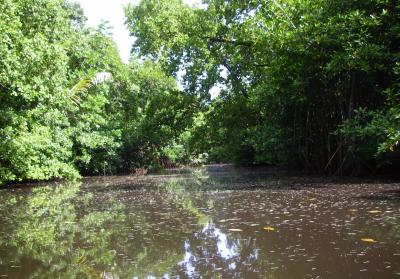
228;228;243;232
263;226;275;232
367;210;381;214
361;238;377;243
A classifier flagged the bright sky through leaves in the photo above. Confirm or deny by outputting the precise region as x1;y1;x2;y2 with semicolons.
73;0;202;63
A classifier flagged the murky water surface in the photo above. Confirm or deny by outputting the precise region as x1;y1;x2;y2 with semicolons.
1;166;400;278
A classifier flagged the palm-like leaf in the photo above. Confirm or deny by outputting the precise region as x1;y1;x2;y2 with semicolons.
69;78;93;95
68;72;112;105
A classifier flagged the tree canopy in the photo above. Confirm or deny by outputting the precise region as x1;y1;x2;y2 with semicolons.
127;0;400;173
1;0;399;185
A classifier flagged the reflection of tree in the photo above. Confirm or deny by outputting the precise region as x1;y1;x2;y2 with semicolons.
125;180;203;277
170;223;268;278
0;182;127;278
0;176;278;278
155;178;274;278
0;180;196;278
163;179;210;225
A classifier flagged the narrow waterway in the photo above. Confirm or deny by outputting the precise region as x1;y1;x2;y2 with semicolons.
0;165;399;278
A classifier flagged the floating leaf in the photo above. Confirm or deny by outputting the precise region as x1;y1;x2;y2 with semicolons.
348;209;357;212
361;238;377;243
367;210;381;214
228;229;243;232
263;226;275;232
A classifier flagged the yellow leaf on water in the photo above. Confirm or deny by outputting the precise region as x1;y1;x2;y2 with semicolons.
263;226;275;232
228;229;243;232
348;209;357;212
361;238;377;243
368;210;381;214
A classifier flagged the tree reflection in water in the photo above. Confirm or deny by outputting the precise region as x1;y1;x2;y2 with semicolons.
1;173;399;278
176;222;266;278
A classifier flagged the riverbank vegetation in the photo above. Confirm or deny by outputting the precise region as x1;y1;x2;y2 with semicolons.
1;0;399;185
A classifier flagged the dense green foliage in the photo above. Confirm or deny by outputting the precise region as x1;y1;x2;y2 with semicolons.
126;0;400;174
120;61;197;170
0;0;195;184
1;0;399;184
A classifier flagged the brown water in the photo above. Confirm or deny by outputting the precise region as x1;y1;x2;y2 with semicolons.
0;165;399;278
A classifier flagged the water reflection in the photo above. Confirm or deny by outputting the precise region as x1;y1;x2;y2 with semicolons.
0;182;130;278
0;168;399;278
177;223;264;278
203;224;238;260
